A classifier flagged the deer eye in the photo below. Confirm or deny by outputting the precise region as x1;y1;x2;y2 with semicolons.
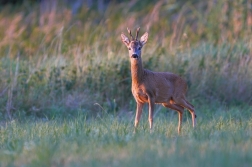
128;48;131;50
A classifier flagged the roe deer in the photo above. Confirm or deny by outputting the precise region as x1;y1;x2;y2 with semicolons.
121;27;196;133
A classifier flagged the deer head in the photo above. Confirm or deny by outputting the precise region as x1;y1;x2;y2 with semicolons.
121;27;148;59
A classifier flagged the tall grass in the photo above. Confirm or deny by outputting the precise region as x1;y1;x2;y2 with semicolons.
0;0;251;118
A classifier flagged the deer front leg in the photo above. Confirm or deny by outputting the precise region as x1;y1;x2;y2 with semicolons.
148;98;155;131
178;112;183;134
134;102;143;132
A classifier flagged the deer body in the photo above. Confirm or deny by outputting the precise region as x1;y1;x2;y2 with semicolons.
121;28;196;133
131;69;186;104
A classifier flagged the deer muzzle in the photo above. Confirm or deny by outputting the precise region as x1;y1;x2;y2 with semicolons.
131;54;139;59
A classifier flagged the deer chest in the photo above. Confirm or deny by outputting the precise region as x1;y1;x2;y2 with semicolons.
132;87;148;103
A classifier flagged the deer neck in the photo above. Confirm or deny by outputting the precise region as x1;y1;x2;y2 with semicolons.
130;58;144;85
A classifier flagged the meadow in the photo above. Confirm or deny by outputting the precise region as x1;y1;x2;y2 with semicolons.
0;0;252;166
1;106;252;167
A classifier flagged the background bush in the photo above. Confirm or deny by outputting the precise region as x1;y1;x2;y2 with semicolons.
0;0;251;119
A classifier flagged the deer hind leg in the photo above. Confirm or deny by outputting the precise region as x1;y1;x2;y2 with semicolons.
185;100;197;127
173;98;196;128
162;103;184;134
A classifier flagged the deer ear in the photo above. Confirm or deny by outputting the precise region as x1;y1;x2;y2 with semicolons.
121;33;130;46
140;32;148;46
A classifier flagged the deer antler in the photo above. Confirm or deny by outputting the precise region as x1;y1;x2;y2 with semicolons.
127;27;134;40
135;27;140;40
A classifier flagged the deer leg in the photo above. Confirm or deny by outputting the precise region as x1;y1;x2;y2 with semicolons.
174;98;196;128
185;100;197;127
134;102;143;132
148;97;155;131
178;112;183;133
183;100;196;128
162;103;184;134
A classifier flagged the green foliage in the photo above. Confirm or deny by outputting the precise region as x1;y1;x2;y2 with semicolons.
0;0;251;118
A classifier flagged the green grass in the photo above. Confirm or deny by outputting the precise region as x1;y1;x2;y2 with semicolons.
0;1;251;166
0;104;252;167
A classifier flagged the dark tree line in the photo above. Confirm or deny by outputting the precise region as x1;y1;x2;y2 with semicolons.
0;0;116;14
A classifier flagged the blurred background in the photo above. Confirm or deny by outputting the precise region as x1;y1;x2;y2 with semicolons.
0;0;251;119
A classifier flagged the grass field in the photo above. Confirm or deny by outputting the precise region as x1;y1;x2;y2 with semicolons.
1;103;252;167
0;0;252;166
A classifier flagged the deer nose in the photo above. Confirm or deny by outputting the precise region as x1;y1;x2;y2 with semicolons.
131;54;138;59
